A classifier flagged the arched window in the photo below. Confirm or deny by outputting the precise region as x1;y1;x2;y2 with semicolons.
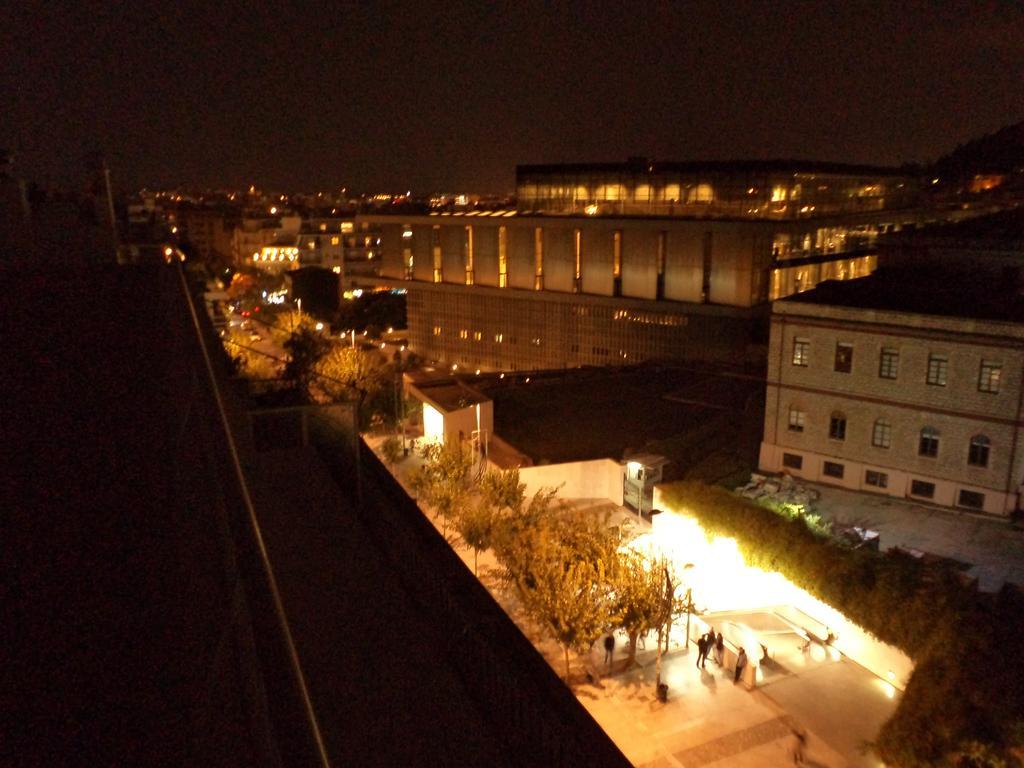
872;419;892;448
919;427;940;458
829;412;847;441
968;435;990;468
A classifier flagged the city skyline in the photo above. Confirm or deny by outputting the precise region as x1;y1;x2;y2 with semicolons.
3;1;1023;193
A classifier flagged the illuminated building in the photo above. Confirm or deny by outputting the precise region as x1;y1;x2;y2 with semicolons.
759;210;1024;516
363;159;938;371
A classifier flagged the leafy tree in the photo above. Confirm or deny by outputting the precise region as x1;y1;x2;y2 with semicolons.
223;328;279;379
409;440;474;535
450;467;524;576
270;309;317;346
315;345;386;426
522;555;612;682
610;550;669;665
282;327;331;394
380;435;403;467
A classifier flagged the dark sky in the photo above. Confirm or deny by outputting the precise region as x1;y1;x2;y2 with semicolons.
3;0;1023;194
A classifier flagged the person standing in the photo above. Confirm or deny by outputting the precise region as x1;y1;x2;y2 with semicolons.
734;647;748;684
696;633;708;668
604;634;615;667
714;632;725;666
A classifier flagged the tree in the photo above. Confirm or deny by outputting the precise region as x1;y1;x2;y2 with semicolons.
223;328;279;379
409;440;474;535
380;435;403;467
610;550;669;666
282;326;331;394
269;309;316;346
315;345;386;426
453;501;494;576
522;554;612;681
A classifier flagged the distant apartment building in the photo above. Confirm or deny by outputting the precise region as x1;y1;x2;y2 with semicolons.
297;215;383;290
759;210;1024;517
234;212;301;269
177;205;235;264
362;159;938;371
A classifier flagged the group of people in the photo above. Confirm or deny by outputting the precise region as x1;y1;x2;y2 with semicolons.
695;627;748;684
695;627;724;669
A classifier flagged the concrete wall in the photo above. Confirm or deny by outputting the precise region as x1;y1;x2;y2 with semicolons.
517;458;624;505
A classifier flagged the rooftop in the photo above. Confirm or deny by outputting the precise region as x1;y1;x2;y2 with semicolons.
782;269;1024;323
517;158;912;178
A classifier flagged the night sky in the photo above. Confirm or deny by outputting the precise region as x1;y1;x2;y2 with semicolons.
3;1;1023;194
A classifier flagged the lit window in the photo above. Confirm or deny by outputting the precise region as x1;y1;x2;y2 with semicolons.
788;408;805;432
919;427;940;457
459;329;468;340
341;222;354;233
319;223;327;231
534;227;544;290
473;331;482;341
978;362;1001;394
771;186;788;202
498;226;508;288
872;419;892;449
331;236;339;245
792;338;809;367
927;354;948;386
879;348;899;379
968;435;990;467
432;326;442;336
829;412;847;441
834;343;853;373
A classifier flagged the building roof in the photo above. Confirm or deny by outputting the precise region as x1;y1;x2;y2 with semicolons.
405;373;491;413
782;269;1024;323
886;206;1024;248
517;159;912;179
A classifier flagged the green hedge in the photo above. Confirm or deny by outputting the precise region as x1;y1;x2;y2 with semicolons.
658;481;1024;767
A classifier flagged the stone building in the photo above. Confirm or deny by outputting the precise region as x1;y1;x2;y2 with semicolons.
759;210;1024;516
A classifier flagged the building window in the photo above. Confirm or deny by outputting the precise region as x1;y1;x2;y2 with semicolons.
978;362;1001;394
464;225;474;285
498;226;508;288
574;229;582;293
823;461;844;479
968;435;990;467
432;326;442;336
957;490;985;510
865;470;888;488
872;419;892;449
792;338;809;367
879;348;899;379
432;225;442;283
534;227;544;290
788;408;806;432
612;230;622;297
926;354;948;386
919;427;940;458
330;236;340;245
829;412;847;441
910;479;935;499
782;452;803;470
834;343;853;373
